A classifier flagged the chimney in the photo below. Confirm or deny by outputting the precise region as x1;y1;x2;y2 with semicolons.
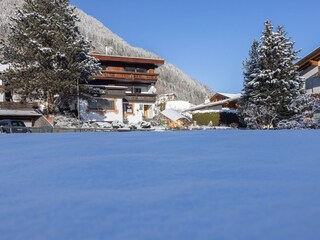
105;46;109;55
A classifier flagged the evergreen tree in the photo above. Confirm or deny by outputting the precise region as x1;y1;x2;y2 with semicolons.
239;39;262;128
240;21;309;129
1;0;99;114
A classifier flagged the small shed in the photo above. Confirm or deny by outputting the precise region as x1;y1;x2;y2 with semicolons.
0;109;42;127
0;102;52;127
161;109;191;128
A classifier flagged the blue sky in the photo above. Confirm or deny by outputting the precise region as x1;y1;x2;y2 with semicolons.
70;0;319;93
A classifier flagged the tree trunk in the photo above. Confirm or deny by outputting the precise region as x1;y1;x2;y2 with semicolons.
47;91;54;114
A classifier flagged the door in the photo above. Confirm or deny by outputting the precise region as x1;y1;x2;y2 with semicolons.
144;105;150;119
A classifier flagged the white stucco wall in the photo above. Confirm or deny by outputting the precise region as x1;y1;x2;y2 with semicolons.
300;64;320;94
104;99;123;122
80;98;123;122
0;80;4;102
125;103;156;124
125;103;143;124
0;64;9;102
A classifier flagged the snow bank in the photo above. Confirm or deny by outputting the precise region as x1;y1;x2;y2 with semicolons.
0;131;320;240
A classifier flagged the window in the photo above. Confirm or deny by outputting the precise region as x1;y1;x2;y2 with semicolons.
136;68;147;73
0;122;9;126
89;99;115;111
124;67;147;73
135;88;142;94
128;87;142;94
125;104;133;114
124;67;136;72
11;121;26;127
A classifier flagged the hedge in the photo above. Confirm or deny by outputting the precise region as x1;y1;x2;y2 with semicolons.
192;113;220;126
192;112;240;126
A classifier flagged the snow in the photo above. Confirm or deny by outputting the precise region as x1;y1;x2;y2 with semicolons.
0;63;9;72
161;109;189;122
0;109;42;117
0;131;320;240
165;100;194;112
216;92;242;99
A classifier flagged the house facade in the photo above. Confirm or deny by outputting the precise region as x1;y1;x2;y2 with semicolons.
81;53;165;124
0;64;9;102
296;47;320;96
0;79;4;102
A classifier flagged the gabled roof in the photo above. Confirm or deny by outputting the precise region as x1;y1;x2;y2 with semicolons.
185;94;241;112
210;92;241;102
161;109;189;122
296;47;320;71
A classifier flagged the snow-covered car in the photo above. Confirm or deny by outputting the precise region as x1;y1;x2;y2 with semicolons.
0;120;31;134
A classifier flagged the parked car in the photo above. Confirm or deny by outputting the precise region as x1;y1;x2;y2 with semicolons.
0;120;31;133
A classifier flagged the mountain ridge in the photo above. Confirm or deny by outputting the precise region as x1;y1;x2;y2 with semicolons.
0;0;213;104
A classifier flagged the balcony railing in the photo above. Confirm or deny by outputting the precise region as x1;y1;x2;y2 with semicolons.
100;89;126;98
94;71;159;82
0;102;39;110
125;93;157;103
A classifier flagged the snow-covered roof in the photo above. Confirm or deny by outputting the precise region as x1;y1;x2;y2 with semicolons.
0;110;42;117
161;109;189;122
216;92;242;99
165;101;194;112
185;94;241;112
90;53;165;66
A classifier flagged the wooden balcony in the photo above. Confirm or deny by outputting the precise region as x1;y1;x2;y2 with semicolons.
94;71;159;83
0;102;39;110
125;93;157;103
101;89;127;98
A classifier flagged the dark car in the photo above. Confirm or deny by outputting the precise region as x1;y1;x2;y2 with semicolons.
0;120;31;133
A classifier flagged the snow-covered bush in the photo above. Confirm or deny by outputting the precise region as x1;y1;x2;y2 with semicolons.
82;122;112;129
139;121;152;129
112;121;125;129
277;95;319;129
277;120;304;130
129;123;138;130
54;115;82;128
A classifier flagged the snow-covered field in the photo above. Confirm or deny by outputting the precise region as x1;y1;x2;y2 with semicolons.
0;131;319;240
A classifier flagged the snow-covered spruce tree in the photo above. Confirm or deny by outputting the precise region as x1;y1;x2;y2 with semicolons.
239;39;262;129
239;21;308;129
2;0;100;114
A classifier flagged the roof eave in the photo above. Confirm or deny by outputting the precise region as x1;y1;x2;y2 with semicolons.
90;54;165;66
296;47;320;71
